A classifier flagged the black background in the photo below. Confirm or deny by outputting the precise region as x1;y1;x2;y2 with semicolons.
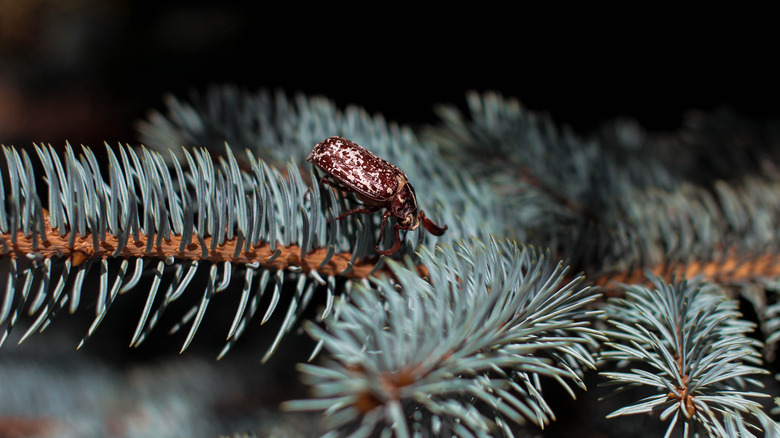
1;2;777;147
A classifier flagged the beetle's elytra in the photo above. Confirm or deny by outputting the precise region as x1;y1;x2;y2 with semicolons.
307;136;447;255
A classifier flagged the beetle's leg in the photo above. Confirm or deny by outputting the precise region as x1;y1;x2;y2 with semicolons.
375;210;392;246
376;224;404;256
419;210;448;236
376;211;404;256
318;177;348;192
335;206;379;221
318;177;381;221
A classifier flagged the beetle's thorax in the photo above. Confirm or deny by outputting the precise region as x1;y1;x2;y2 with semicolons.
391;176;419;230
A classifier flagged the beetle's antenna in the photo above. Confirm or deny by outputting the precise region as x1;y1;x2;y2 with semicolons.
419;210;447;236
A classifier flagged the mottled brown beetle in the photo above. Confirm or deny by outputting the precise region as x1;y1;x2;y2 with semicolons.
307;136;447;255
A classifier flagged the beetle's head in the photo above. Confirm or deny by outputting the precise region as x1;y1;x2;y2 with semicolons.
401;212;419;230
391;182;448;236
391;182;419;230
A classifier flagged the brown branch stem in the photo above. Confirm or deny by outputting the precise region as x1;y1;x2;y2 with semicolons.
1;225;391;280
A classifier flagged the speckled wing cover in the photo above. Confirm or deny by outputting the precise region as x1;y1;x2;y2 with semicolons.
307;136;401;202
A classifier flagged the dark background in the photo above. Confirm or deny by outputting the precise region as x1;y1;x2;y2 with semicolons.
1;3;778;436
2;2;777;148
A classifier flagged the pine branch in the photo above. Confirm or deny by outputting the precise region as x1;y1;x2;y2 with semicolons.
599;276;770;437
0;140;421;358
138;86;506;246
0;88;497;359
424;91;679;272
425;91;780;294
283;238;603;437
2;87;779;436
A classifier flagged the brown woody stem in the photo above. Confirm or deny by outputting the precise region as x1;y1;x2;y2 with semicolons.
1;225;388;280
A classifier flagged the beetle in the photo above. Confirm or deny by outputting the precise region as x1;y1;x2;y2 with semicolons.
307;136;447;255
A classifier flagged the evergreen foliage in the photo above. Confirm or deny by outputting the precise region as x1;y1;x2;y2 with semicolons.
1;87;779;436
284;240;601;437
600;276;769;437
